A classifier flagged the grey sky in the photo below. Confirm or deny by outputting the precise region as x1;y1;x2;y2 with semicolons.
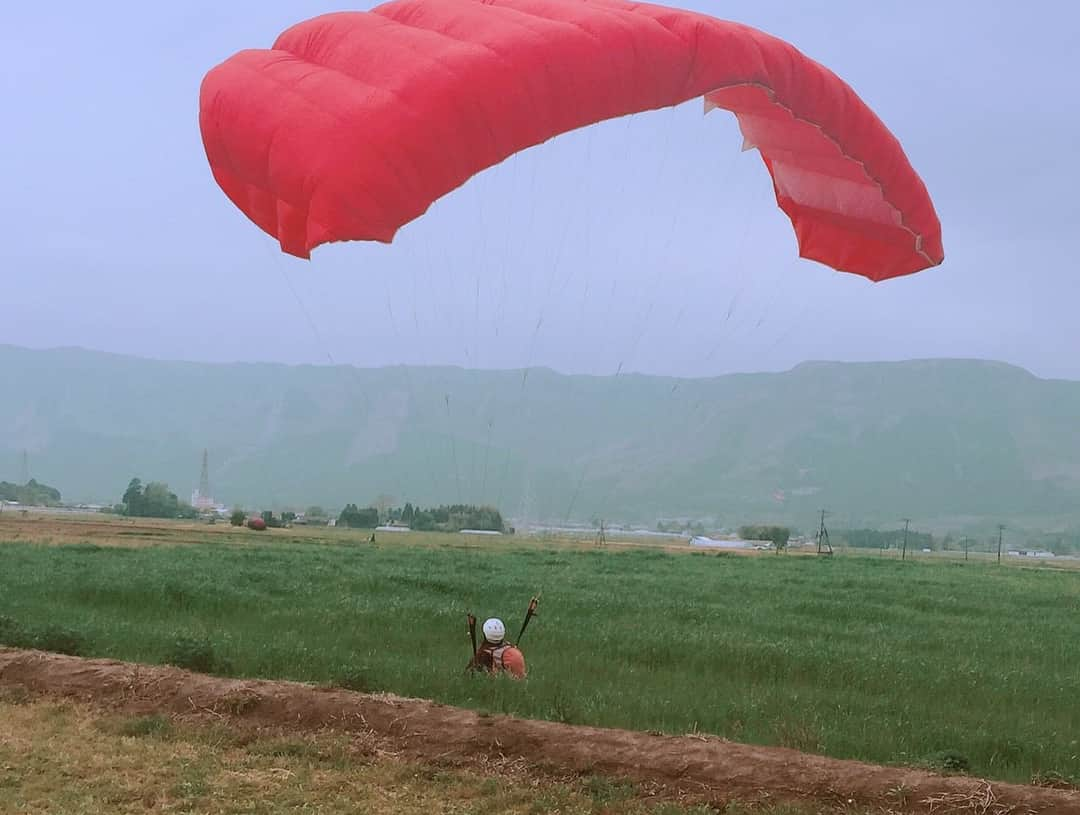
3;1;1077;380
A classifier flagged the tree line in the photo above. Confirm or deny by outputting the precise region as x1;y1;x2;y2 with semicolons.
838;528;935;551
836;527;1080;556
738;525;791;551
337;502;505;533
0;479;62;506
106;475;508;535
116;478;197;519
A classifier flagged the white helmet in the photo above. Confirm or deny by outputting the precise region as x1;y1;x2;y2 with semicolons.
482;617;506;643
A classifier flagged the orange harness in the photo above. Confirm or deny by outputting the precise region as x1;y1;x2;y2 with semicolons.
469;641;526;678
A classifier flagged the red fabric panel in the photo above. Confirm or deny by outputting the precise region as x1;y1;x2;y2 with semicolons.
199;0;943;280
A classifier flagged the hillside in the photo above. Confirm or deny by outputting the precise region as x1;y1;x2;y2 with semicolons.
2;344;1078;531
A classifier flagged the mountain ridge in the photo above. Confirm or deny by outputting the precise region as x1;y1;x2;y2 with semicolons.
3;344;1077;533
4;343;1058;381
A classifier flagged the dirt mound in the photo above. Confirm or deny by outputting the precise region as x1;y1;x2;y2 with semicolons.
1;648;1076;813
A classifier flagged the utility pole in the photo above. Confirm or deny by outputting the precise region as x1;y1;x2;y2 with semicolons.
901;518;911;561
997;524;1005;564
199;449;210;501
962;537;971;561
816;509;832;555
595;520;606;547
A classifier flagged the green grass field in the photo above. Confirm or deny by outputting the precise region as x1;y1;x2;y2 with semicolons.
2;526;1079;786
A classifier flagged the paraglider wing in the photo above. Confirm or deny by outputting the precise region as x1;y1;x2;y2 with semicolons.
199;0;943;281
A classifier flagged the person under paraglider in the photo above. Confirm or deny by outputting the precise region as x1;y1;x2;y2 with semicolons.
466;597;537;679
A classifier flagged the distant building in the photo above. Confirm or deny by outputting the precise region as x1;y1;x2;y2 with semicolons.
690;535;758;550
191;490;216;511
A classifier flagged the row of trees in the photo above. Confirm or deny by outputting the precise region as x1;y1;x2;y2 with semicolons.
335;501;505;532
656;519;708;536
228;510;297;528
55;477;1080;555
338;504;379;528
835;527;1080;556
117;478;197;519
115;477;307;526
403;503;504;532
0;479;62;506
107;478;507;535
738;525;791;551
838;528;935;551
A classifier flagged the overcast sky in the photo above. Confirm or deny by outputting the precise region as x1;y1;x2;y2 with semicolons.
3;1;1076;380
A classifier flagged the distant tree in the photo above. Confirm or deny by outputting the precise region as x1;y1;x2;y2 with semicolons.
338;504;379;528
397;503;503;533
120;478;196;519
305;506;327;521
402;503;415;525
142;482;175;515
338;503;356;525
0;478;62;506
412;508;434;531
261;510;284;528
374;494;397;521
230;510;246;527
147;482;196;518
838;528;935;551
282;511;297;523
122;478;144;513
739;525;790;552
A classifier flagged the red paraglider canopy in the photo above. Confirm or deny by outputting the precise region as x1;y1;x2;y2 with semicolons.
199;0;943;281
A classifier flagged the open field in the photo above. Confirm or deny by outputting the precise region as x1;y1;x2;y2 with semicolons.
5;510;1078;568
0;690;731;815
2;515;1079;790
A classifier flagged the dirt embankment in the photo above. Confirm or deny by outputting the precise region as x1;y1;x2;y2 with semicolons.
1;648;1076;814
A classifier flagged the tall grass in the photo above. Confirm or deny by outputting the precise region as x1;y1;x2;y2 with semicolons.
1;535;1078;784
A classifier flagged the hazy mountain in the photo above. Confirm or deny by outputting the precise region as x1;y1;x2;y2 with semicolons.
2;344;1078;532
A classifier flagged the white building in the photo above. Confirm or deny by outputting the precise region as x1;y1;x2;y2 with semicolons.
191;489;218;511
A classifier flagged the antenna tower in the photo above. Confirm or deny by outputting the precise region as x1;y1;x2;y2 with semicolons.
199;449;210;499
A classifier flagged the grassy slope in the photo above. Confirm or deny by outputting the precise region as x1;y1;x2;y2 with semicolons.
2;693;754;815
2;344;1079;528
1;527;1078;784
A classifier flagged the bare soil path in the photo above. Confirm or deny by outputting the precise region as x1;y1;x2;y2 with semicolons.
2;648;1077;813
